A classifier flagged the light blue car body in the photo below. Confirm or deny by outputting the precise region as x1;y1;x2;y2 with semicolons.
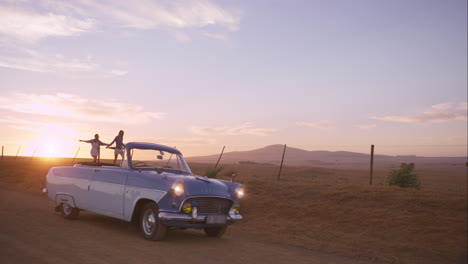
46;142;243;229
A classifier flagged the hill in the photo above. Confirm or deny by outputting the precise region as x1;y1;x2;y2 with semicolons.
186;144;467;169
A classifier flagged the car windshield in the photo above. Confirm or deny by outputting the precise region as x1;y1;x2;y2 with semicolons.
130;148;191;174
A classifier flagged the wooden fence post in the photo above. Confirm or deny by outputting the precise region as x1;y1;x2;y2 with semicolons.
370;144;374;185
15;145;21;160
214;146;225;168
72;147;80;165
31;146;37;161
277;144;287;180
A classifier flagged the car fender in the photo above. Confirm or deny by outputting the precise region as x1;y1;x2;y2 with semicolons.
124;186;167;222
55;193;77;207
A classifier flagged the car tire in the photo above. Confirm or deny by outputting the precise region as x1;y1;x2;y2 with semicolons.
60;203;79;219
204;226;227;238
140;202;167;241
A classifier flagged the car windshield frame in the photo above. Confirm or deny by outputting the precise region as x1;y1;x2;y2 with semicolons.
128;147;192;175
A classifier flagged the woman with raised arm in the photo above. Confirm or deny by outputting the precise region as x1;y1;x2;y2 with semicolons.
79;134;109;163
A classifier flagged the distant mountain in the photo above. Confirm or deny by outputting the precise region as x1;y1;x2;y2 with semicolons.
186;145;467;169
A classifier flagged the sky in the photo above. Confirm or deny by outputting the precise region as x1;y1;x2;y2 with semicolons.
0;0;467;159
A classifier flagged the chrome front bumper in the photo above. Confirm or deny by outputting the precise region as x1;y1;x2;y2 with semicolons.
158;212;243;223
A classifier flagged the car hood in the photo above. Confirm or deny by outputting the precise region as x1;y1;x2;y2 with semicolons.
182;176;232;197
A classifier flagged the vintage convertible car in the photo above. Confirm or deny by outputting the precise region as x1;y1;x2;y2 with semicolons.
44;142;244;240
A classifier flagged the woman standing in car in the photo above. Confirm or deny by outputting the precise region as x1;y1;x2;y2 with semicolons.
79;134;109;163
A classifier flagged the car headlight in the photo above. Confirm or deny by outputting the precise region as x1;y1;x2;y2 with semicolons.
235;186;245;199
172;181;185;196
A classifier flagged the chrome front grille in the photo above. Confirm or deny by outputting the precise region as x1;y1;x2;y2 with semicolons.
183;197;232;214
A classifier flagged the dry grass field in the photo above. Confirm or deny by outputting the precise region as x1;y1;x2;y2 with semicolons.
0;156;466;263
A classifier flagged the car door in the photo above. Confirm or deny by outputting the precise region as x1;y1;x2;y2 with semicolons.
51;166;94;211
88;168;128;219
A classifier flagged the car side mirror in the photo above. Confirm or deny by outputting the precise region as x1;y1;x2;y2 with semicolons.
230;173;236;182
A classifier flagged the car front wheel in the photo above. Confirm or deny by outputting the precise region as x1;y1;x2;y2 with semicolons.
204;226;227;238
140;203;167;241
60;203;79;219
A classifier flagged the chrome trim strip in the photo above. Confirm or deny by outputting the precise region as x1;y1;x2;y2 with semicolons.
125;185;167;194
54;175;89;182
89;180;123;188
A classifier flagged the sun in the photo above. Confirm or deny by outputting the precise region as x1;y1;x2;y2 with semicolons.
46;144;57;157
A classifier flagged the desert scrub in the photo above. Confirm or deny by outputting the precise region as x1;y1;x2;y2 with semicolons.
204;166;223;178
387;163;421;189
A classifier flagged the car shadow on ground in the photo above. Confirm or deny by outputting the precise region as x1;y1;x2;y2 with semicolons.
60;211;229;243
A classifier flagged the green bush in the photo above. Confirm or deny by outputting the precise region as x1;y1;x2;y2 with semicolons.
204;166;223;179
387;163;421;189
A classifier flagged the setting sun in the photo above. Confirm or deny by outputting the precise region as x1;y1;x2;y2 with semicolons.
46;144;56;157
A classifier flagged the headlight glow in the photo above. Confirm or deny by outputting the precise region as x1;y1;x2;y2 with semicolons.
235;186;245;199
172;181;184;196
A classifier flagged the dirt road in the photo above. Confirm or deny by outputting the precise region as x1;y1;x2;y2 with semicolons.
0;187;370;264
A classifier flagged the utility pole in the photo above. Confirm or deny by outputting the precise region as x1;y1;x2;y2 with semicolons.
370;145;375;185
277;144;287;180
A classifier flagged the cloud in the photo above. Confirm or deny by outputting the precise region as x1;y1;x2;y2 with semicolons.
0;93;165;124
296;121;335;130
136;137;215;146
202;31;227;40
0;48;96;73
372;102;467;123
0;0;241;42
0;0;241;75
357;124;377;130
0;115;84;142
0;5;94;43
80;0;241;32
0;48;127;76
110;69;128;76
192;123;277;136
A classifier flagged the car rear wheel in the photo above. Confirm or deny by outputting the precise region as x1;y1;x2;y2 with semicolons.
204;226;227;238
60;203;79;219
140;203;167;241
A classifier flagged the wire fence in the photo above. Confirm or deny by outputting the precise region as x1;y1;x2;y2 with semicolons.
2;142;466;166
1;142;466;191
1;142;466;159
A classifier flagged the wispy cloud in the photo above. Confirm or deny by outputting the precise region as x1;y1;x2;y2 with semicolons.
80;0;241;32
0;5;94;43
0;93;165;124
372;102;467;123
0;48;95;73
357;124;377;130
192;123;277;136
0;116;82;139
296;121;335;130
202;31;227;40
0;0;240;75
0;0;240;43
0;48;127;76
136;137;215;146
110;69;128;76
